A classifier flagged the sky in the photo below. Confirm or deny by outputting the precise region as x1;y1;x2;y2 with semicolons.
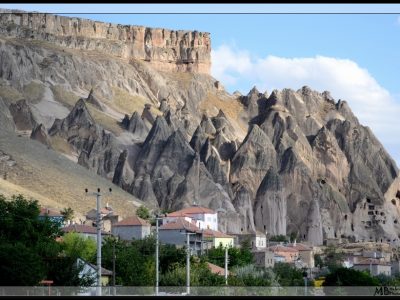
1;4;400;165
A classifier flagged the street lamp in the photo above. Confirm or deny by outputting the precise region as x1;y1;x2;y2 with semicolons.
85;187;112;296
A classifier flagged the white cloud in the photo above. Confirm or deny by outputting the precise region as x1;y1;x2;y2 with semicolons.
211;45;400;167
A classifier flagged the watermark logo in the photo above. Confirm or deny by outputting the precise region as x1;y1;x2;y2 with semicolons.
374;286;400;296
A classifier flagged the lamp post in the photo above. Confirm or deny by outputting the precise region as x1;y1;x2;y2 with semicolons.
85;187;112;297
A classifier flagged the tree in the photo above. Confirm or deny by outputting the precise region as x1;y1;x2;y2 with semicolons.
0;194;61;285
273;262;304;286
269;235;289;242
0;194;92;286
323;267;379;286
207;244;253;269
314;253;324;268
228;264;279;287
322;245;344;272
136;205;150;220
60;232;97;261
60;207;74;222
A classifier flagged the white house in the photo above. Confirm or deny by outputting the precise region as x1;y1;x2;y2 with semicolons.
163;206;218;231
76;258;113;286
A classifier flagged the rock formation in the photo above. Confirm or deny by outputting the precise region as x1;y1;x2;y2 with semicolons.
9;99;38;131
30;123;51;147
1;10;400;245
0;9;211;74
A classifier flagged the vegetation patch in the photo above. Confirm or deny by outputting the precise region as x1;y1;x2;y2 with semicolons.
22;81;45;104
111;86;161;116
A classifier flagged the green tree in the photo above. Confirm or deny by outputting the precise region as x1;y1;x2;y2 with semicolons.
269;235;289;242
207;244;253;269
0;194;92;286
0;194;62;285
273;262;305;286
314;253;324;268
60;207;74;222
322;245;344;272
323;267;379;286
60;232;97;261
136;205;150;220
228;264;279;286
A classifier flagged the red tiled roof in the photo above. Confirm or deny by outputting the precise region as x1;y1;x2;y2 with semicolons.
167;206;215;217
203;229;233;238
113;216;150;227
159;218;201;232
286;243;312;251
62;224;110;235
207;262;228;276
269;245;299;253
39;207;63;217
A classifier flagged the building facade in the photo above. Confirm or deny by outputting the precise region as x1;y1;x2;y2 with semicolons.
164;206;218;231
112;216;151;240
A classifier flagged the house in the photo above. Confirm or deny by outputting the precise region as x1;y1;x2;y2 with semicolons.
86;203;114;220
112;216;151;241
235;231;267;249
62;224;111;242
286;242;315;268
253;249;275;268
203;228;234;248
85;204;120;232
207;262;228;276
268;244;299;263
39;207;64;227
164;206;218;231
77;258;113;286
352;258;391;276
159;217;203;255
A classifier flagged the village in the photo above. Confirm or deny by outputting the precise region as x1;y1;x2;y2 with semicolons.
39;203;399;287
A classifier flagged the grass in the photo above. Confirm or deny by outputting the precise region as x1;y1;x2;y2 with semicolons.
0;130;145;220
0;83;23;105
49;135;75;156
111;86;162;116
50;85;79;109
22;81;44;104
86;102;124;134
200;92;248;139
51;85;123;135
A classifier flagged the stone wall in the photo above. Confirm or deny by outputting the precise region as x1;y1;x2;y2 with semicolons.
0;9;211;74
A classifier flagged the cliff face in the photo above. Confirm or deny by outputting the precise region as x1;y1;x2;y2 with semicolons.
0;9;211;74
1;10;400;246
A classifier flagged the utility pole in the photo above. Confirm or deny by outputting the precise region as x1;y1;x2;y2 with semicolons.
224;246;229;286
112;239;116;296
155;215;161;296
185;232;195;295
95;189;102;296
85;187;112;297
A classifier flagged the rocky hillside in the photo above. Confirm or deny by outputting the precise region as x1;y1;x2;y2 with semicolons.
0;9;400;246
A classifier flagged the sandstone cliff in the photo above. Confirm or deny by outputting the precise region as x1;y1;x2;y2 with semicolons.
0;9;211;74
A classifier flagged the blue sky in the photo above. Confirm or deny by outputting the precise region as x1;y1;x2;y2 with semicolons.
1;4;400;165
